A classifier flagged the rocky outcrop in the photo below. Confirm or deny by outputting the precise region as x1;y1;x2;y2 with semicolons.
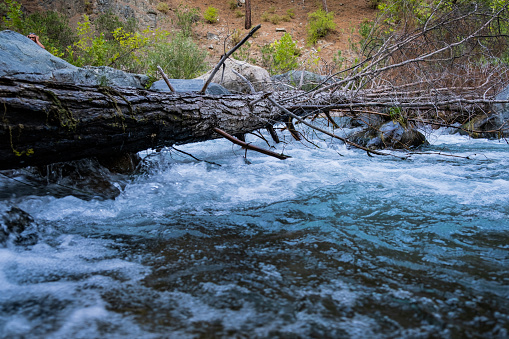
196;58;273;94
348;121;428;149
0;30;150;88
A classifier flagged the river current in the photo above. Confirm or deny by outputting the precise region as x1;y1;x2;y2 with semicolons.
0;124;508;338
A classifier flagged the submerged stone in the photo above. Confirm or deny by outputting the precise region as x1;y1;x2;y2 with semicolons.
348;121;428;149
0;207;39;246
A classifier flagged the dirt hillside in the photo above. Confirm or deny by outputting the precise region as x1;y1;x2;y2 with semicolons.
20;0;377;72
175;0;377;70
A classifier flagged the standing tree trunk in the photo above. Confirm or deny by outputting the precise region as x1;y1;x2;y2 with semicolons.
322;0;328;12
245;0;252;29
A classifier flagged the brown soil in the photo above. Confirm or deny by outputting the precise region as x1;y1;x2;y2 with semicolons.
20;0;377;73
178;0;377;71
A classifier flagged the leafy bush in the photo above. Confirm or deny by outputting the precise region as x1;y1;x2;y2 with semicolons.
228;0;238;11
145;32;208;79
307;9;336;45
94;11;137;40
204;7;218;24
261;33;300;75
156;2;170;14
174;4;200;37
0;0;77;55
286;9;295;19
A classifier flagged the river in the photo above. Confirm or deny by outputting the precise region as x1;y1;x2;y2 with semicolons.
0;124;508;338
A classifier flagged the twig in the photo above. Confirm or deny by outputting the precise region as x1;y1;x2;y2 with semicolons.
232;68;256;94
200;24;261;95
171;146;221;166
213;127;290;160
157;66;175;93
268;97;400;158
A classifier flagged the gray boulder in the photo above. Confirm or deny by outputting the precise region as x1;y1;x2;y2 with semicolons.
196;58;273;94
0;30;77;79
0;30;149;88
349;121;428;149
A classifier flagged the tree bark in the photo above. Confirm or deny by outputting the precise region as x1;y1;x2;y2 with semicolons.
245;0;251;29
0;78;299;170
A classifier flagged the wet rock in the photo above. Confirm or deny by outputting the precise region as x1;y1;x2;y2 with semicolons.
459;85;509;139
459;114;506;139
97;152;141;174
1;207;39;246
349;121;428;149
36;158;123;200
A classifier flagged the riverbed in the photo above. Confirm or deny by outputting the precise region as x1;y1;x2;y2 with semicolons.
0;125;508;338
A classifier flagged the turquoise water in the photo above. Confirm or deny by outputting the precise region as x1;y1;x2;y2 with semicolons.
0;126;508;338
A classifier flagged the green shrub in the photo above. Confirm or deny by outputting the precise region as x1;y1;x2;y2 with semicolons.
0;0;24;32
228;0;238;11
145;32;208;79
156;2;170;14
204;6;218;24
261;33;300;75
235;9;244;18
286;8;295;19
174;4;200;37
307;8;336;45
94;11;137;40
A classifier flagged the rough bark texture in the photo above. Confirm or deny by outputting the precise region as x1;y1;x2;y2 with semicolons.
0;78;295;170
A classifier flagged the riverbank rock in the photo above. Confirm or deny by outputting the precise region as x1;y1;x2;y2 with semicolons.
349;121;428;149
196;58;273;94
1;207;39;246
0;30;150;88
459;85;509;139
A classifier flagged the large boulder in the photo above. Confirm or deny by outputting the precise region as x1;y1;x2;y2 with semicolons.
196;58;273;94
348;121;428;150
0;30;149;88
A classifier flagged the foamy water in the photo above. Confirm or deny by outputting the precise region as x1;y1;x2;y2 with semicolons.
1;125;508;338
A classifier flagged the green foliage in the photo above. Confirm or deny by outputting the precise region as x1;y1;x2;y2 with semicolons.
174;4;200;37
156;2;170;14
0;1;77;54
286;9;295;19
261;33;300;75
228;0;238;11
307;9;336;45
0;0;23;32
204;6;218;24
332;50;345;70
94;11;137;40
145;32;208;79
64;14;169;73
235;10;244;18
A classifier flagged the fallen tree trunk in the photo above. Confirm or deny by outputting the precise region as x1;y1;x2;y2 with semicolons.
0;77;301;170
